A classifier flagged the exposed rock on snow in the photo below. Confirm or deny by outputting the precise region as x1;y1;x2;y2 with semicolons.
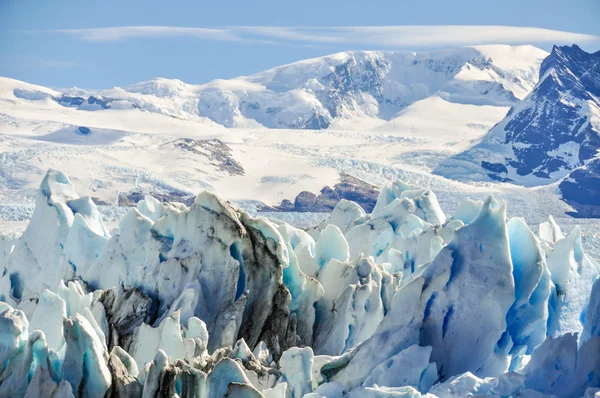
264;173;379;213
0;168;599;397
9;46;546;130
436;45;600;215
163;138;245;177
560;157;600;218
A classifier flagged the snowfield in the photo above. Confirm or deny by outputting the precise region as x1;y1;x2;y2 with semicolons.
0;45;551;210
0;45;598;251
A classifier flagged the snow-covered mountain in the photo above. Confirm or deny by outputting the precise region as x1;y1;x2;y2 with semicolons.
9;45;546;130
560;157;600;217
1;44;564;220
2;42;600;397
0;169;599;397
437;45;600;187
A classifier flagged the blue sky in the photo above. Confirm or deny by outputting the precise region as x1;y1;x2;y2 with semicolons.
1;0;599;89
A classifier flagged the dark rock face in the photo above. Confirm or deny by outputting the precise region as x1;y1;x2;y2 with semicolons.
106;355;143;398
441;45;600;179
11;90;120;110
167;138;245;176
99;286;153;352
114;139;244;208
501;45;600;179
91;197;111;206
437;45;600;217
117;191;195;207
77;126;91;135
481;161;508;175
263;173;379;213
560;158;600;218
56;95;116;109
539;45;600;97
316;56;390;121
55;95;86;107
294;191;319;212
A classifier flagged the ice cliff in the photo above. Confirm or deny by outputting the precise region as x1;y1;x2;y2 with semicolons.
0;169;599;397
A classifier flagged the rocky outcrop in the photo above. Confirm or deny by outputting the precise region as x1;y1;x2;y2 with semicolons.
560;158;600;218
165;138;245;176
116;190;195;207
263;173;379;213
436;45;600;216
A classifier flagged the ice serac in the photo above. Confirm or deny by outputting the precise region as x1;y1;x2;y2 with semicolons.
62;314;111;398
206;357;255;397
128;311;206;371
343;180;450;272
277;224;323;347
29;289;67;351
505;217;550;353
1;170;79;301
280;347;314;398
313;255;391;356
538;215;564;244
328;277;427;389
2;170;600;397
372;181;446;226
315;224;350;268
419;196;514;379
307;199;366;240
545;226;600;338
362;344;438;392
523;333;600;398
582;278;600;343
88;188;293;359
85;208;153;289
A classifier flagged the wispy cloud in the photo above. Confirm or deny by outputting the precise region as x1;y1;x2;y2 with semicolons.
39;26;241;42
245;26;600;47
29;25;600;48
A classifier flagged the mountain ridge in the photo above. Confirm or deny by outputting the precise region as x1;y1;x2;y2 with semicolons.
3;44;547;131
436;44;600;184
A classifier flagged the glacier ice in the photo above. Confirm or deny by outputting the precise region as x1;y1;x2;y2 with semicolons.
0;168;599;397
505;217;550;353
545;225;600;339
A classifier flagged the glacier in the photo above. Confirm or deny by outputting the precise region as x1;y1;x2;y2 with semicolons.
0;169;599;397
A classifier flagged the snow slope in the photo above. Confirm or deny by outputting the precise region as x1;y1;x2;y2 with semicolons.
1;44;598;244
5;45;547;131
0;45;548;205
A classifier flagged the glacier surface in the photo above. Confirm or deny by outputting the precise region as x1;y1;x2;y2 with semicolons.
0;169;599;397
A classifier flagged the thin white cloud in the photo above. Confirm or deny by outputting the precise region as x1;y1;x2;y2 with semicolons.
237;26;600;47
41;26;242;42
34;25;600;48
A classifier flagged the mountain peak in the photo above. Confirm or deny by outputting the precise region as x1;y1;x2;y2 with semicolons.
4;45;546;131
541;45;600;95
436;42;600;214
551;43;584;55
